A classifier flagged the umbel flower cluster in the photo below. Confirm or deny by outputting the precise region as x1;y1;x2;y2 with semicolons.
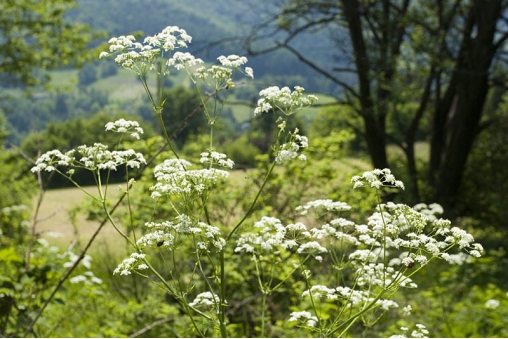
232;168;482;334
99;25;253;89
254;85;318;116
29;25;486;338
31;119;146;175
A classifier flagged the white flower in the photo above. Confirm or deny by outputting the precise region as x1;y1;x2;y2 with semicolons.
69;275;87;284
376;298;399;311
288;311;318;327
302;285;338;299
189;292;220;309
297;241;327;254
150;158;229;198
485;299;500;309
31;149;76;173
218;54;248;67
76;144;146;171
70;271;103;285
105;119;144;139
254;86;318;116
168;51;203;70
402;305;412;316
245;67;254;78
297;199;351;215
351;168;405;190
137;230;174;249
101;26;192;75
411;323;429;338
200;151;234;169
113;252;146;275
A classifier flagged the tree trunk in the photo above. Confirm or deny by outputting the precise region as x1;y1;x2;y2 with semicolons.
342;0;390;169
433;0;502;208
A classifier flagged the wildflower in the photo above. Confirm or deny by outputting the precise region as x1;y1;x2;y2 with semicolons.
69;275;87;284
101;26;192;75
61;252;92;269
296;199;351;215
376;298;399;311
439;252;470;265
330;218;355;228
302;285;338;300
105;119;144;139
411;324;429;338
31;150;76;173
245;67;254;78
113;253;146;275
288;311;318;327
485;299;500;309
254;86;318;116
351;168;405;190
218;54;248;67
275;132;309;164
200;151;235;169
167;51;203;70
150;158;230;198
77;144;146;171
189;292;220;309
70;271;103;285
193;54;252;89
349;249;378;262
136;230;174;249
297;241;327;254
402;305;412;316
144;26;192;51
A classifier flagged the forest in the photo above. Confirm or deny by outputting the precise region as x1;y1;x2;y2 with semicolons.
1;0;508;337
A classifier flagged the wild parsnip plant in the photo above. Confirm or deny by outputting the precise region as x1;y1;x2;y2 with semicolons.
32;26;483;337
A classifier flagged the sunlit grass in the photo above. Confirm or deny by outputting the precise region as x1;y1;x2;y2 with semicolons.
33;186;124;253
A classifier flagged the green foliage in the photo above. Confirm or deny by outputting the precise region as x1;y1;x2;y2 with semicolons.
0;0;101;88
0;111;36;237
459;94;508;239
310;105;365;152
223;134;261;168
161;86;209;147
2;87;111;145
78;63;98;86
0;208;67;337
380;249;508;338
99;59;119;78
2;18;506;338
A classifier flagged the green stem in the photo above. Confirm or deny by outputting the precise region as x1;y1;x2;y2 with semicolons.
138;75;179;159
219;250;227;337
376;194;388;289
260;292;268;337
226;160;277;241
141;259;209;337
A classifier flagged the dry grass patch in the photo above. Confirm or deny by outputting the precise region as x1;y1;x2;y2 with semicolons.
33;186;126;253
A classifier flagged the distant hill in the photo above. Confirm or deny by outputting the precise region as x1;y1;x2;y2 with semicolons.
68;0;254;48
2;0;352;145
67;0;350;89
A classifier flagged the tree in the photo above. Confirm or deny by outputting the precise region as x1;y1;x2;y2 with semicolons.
243;0;508;208
78;63;98;86
161;86;209;147
0;0;99;88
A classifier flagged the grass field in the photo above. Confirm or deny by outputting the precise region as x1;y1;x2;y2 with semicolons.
33;186;125;253
32;169;250;254
33;154;369;252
